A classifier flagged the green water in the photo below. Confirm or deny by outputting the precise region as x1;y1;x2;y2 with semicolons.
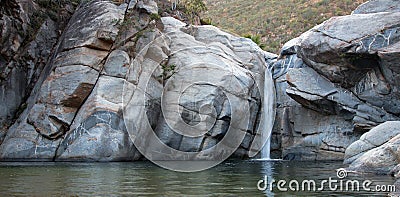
0;160;395;196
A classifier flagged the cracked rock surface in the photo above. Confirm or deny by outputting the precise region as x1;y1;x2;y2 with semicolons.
1;0;400;163
269;0;400;161
0;0;271;161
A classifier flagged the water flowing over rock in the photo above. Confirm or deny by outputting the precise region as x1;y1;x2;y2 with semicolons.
1;0;400;164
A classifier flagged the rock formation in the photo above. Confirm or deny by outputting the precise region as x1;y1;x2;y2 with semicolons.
270;0;400;161
0;0;272;161
1;0;399;165
0;0;74;144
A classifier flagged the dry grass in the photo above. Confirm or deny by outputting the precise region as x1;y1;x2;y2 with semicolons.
202;0;367;53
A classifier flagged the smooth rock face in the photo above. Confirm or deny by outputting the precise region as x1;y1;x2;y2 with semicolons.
348;132;400;174
352;0;400;14
55;76;140;161
344;121;400;164
123;17;270;160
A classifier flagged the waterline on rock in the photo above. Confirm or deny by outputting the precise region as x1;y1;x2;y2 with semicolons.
252;158;284;162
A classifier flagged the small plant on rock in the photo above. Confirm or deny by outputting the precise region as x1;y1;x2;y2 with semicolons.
244;34;266;50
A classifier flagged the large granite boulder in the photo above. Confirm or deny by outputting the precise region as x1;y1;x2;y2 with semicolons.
344;121;400;164
270;0;400;160
0;0;272;161
345;121;400;174
125;17;272;160
3;0;399;163
0;0;136;161
352;0;400;14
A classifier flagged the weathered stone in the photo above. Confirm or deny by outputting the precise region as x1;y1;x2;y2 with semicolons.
286;66;397;130
345;121;400;164
137;0;158;15
348;133;400;174
53;48;109;71
102;50;130;78
0;122;61;160
0;1;65;135
54;75;140;161
5;0;400;163
0;0;126;160
352;0;400;14
61;1;125;51
271;4;400;162
119;17;270;161
297;12;400;88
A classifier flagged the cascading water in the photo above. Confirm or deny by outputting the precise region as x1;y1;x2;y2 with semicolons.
260;67;276;160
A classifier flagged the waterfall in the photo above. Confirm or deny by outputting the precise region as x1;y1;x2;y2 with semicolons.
260;68;276;160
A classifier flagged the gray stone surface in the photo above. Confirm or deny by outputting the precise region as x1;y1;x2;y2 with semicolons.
123;17;269;160
270;1;400;161
297;12;400;88
0;1;271;161
2;0;400;163
352;0;400;14
102;50;130;78
0;1;128;160
137;0;158;15
348;133;400;174
0;0;71;140
345;121;400;164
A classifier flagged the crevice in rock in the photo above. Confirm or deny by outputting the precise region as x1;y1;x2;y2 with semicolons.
313;29;351;44
100;73;127;79
301;132;322;137
60;43;113;53
344;52;380;70
198;135;208;151
27;120;53;141
51;1;137;160
321;141;346;153
56;63;100;72
47;115;70;139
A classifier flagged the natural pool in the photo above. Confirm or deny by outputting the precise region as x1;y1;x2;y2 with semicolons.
0;160;395;196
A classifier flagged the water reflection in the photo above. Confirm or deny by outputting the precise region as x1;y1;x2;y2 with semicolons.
259;161;275;197
0;161;395;196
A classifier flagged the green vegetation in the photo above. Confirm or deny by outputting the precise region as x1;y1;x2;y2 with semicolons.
150;13;161;21
161;64;176;79
119;14;139;31
244;34;266;49
200;18;213;25
179;0;207;24
202;0;367;53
